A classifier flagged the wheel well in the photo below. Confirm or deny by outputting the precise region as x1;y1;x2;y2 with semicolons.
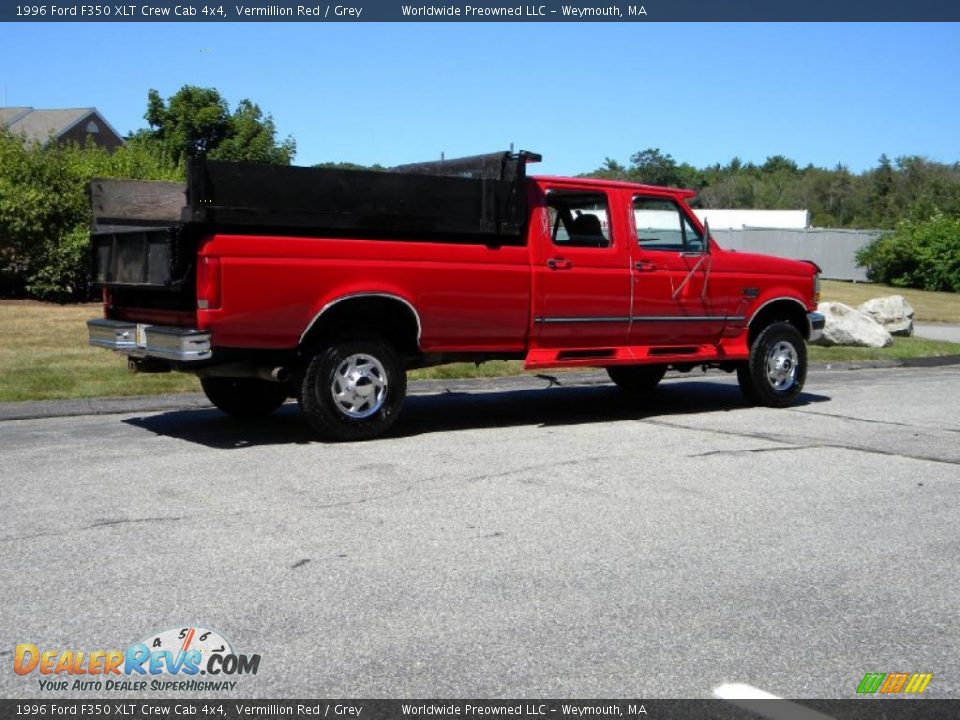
301;296;421;357
748;299;808;345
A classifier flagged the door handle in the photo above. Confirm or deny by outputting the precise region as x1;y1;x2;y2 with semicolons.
547;257;573;270
634;260;657;272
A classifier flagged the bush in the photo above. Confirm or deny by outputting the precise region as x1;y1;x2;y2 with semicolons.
856;212;960;292
0;132;181;301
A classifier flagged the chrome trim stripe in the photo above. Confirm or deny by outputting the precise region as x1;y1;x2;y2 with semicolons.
746;297;808;328
535;316;631;324
633;315;745;322
745;296;819;339
534;315;745;325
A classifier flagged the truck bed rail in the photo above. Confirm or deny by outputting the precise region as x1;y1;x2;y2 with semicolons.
182;151;535;238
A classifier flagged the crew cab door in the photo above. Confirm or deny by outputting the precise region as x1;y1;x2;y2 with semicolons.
628;194;723;345
532;186;631;348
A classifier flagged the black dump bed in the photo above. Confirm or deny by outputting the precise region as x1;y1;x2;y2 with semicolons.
90;150;539;289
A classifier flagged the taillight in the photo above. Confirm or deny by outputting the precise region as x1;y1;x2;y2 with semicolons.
197;256;221;310
813;273;821;304
102;287;112;318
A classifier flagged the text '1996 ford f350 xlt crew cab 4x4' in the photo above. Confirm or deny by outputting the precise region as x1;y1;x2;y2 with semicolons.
88;150;824;441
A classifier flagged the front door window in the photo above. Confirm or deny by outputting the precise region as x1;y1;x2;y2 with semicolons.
629;195;719;345
633;196;704;253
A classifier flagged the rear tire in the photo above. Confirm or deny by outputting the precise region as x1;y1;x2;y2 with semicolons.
299;336;406;442
607;364;667;394
737;321;807;407
200;377;288;418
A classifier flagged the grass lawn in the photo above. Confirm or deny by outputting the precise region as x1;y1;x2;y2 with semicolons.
0;301;200;402
808;336;960;363
1;298;959;403
821;280;960;323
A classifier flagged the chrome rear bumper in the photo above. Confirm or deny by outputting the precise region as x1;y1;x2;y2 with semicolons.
87;319;211;362
807;312;825;343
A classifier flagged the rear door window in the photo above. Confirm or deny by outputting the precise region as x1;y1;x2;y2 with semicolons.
547;191;613;249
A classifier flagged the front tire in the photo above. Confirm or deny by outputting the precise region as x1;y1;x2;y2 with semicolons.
299;336;406;442
737;321;807;407
607;364;667;394
200;377;288;418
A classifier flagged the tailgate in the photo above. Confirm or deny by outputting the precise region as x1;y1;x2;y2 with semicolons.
90;178;192;289
89;178;197;318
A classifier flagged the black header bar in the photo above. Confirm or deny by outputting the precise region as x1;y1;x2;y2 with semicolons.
2;1;958;22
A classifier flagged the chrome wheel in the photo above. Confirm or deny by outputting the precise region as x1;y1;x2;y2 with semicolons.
330;353;388;419
766;340;799;391
738;322;806;408
301;337;406;442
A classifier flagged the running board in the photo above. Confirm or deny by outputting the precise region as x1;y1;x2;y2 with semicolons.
524;344;746;370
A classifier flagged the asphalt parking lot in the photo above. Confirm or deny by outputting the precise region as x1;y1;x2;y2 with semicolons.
1;365;958;700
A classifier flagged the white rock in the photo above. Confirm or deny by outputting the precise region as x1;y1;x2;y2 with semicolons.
857;295;915;336
815;302;894;348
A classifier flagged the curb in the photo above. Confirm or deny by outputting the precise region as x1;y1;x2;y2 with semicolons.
1;358;959;423
812;354;960;372
0;393;213;423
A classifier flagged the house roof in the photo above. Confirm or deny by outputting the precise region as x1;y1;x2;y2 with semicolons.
0;107;33;125
0;107;124;145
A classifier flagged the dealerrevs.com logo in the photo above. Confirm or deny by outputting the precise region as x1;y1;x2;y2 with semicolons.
14;626;260;692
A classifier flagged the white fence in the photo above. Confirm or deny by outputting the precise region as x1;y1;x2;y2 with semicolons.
711;227;884;281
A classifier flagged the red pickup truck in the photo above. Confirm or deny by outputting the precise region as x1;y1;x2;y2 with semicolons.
88;151;823;441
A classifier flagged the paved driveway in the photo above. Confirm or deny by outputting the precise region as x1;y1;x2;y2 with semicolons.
912;322;960;343
2;366;958;700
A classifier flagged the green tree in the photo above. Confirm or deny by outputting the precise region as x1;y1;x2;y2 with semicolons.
0;131;180;300
586;149;960;234
893;155;960;221
761;155;799;175
857;212;960;292
628;148;682;186
137;85;295;165
699;173;756;208
866;153;895;225
312;161;387;171
587;157;629;181
211;99;296;164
